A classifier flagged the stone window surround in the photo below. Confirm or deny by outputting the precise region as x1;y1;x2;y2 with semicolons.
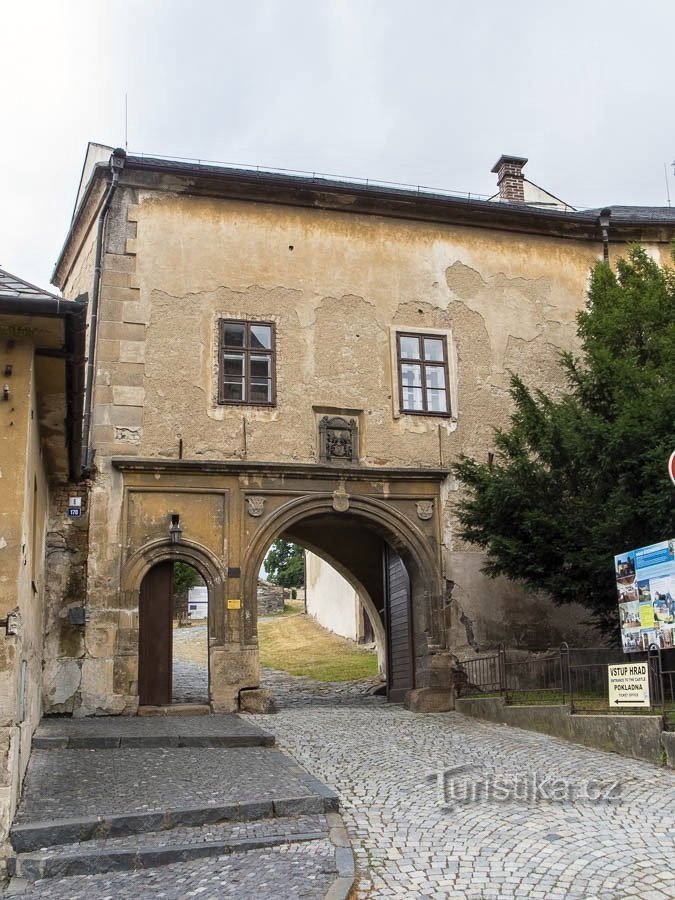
217;318;276;407
389;326;458;420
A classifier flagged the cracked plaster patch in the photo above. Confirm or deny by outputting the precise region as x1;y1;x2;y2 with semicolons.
446;261;553;374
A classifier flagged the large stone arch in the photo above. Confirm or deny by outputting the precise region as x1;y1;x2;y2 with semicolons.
242;492;443;689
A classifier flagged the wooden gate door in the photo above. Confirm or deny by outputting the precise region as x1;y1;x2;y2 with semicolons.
139;561;173;706
384;546;414;702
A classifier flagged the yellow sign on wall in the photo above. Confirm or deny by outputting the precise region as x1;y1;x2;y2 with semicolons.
227;598;241;610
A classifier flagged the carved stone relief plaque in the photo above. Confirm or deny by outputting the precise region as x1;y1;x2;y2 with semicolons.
319;416;358;462
247;496;266;517
416;500;434;521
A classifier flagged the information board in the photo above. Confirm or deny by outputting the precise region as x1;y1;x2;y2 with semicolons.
615;538;675;653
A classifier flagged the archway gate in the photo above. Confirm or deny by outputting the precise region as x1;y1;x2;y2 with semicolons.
114;458;447;712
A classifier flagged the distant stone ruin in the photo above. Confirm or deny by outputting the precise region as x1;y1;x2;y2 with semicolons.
257;579;284;615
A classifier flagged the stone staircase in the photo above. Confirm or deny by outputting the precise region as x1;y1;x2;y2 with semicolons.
5;716;354;898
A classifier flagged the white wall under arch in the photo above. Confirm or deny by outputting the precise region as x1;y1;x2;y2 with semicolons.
305;551;382;672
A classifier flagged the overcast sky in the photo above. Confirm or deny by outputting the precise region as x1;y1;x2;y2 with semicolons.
2;0;674;290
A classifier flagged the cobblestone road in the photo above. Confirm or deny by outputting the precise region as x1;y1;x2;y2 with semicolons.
248;678;675;899
16;632;674;898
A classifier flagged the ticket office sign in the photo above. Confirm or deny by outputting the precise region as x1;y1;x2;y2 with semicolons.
607;662;651;708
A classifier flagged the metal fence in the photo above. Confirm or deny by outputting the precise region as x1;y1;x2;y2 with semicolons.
455;643;675;724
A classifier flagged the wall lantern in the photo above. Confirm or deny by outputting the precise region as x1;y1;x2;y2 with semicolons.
169;513;182;543
2;384;9;401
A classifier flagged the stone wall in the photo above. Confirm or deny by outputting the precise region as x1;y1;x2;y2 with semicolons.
42;481;90;714
455;696;668;765
257;580;284;615
0;340;59;842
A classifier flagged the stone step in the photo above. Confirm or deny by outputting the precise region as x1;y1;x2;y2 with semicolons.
10;793;339;853
32;713;274;750
137;703;211;716
9;814;330;881
11;746;339;852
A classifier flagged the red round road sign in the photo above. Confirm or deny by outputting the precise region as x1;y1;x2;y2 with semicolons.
670;450;675;486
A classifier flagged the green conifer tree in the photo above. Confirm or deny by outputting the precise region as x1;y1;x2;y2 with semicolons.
453;246;675;631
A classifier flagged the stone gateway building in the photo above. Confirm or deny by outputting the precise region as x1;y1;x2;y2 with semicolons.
38;146;675;721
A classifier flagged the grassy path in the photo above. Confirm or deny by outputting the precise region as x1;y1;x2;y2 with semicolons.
258;612;378;681
174;605;378;682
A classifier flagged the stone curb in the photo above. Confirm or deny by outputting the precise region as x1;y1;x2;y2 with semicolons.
32;733;275;750
323;811;356;900
268;750;340;812
9;828;330;881
10;795;333;853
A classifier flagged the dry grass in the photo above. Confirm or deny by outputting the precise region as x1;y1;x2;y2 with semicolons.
258;612;378;681
173;602;379;682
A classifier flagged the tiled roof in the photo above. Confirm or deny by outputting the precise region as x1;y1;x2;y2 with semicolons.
123;155;675;225
578;206;675;223
0;268;61;303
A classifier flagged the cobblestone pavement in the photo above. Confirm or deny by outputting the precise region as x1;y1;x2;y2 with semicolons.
172;657;209;704
173;625;208;703
12;645;675;898
247;675;675;899
262;666;384;708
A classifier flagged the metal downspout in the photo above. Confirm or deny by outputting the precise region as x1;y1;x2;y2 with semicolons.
80;148;126;476
599;207;611;263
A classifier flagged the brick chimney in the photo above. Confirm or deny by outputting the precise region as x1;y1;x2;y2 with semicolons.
491;155;528;202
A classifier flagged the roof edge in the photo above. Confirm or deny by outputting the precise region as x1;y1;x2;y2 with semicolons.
54;152;675;279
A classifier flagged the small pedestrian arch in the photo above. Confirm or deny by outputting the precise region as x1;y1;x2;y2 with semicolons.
120;539;226;707
120;538;225;618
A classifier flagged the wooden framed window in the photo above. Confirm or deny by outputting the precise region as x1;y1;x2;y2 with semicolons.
219;320;275;406
396;332;450;415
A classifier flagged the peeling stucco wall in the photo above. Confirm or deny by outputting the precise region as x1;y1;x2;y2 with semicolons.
131;195;598;471
52;181;672;712
0;337;54;842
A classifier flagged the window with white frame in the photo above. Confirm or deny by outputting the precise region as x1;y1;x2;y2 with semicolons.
396;332;450;415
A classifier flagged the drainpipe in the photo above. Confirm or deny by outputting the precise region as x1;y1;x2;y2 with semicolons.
80;147;127;476
599;208;611;263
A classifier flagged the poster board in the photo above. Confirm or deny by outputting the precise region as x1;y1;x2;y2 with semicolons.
615;539;675;653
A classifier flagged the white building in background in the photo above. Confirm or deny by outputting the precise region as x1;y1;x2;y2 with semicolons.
305;552;374;645
187;586;208;620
